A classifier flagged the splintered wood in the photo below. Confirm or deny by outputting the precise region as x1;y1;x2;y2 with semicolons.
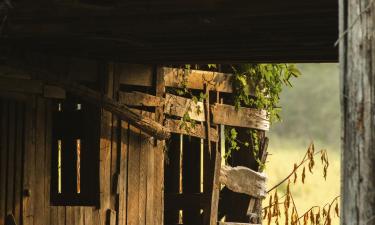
219;165;267;198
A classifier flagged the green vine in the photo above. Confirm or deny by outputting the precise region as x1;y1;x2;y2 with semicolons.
169;64;300;166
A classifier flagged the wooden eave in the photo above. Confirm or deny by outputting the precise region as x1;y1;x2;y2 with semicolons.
0;0;338;63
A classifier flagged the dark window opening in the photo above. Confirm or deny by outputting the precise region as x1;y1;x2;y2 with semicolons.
51;96;100;206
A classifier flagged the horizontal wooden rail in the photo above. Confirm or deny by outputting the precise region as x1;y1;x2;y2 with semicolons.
120;91;269;131
220;165;266;198
211;104;269;131
165;119;218;142
47;80;171;140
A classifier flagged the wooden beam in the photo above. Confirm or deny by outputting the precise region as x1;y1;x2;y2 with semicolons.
219;165;266;198
48;80;170;140
119;91;164;107
165;119;219;142
340;0;375;223
164;93;205;122
211;104;269;131
164;67;234;93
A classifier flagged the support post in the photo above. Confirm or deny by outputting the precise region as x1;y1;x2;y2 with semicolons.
340;0;375;224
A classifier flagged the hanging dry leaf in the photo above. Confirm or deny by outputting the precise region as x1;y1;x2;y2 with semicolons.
293;163;298;184
310;210;315;224
316;212;321;225
303;213;308;225
302;166;306;183
334;202;340;217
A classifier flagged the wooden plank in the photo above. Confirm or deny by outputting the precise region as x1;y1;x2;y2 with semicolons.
107;209;116;225
6;101;15;216
14;102;24;225
219;165;266;198
139;132;148;225
83;207;93;225
127;125;140;225
165;119;218;142
154;67;165;225
119;91;164;107
44;101;52;225
209;148;222;225
110;63;119;213
0;100;8;225
47;79;170;140
22;97;36;225
164;93;205;122
117;64;153;87
145;134;154;225
163;67;234;93
34;98;46;225
57;207;66;225
99;64;113;225
118;121;129;225
211;104;269;131
66;207;74;225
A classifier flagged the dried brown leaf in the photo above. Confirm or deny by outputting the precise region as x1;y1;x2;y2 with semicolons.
302;167;306;184
335;202;340;217
293;163;298;184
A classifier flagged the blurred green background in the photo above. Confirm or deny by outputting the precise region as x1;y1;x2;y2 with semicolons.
265;63;340;224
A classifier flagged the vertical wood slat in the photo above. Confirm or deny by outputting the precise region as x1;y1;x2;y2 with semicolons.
154;67;165;225
145;135;155;225
44;101;52;225
23;97;36;225
127;125;140;225
6;101;15;217
34;98;46;225
109;62;119;219
100;63;113;225
139;131;148;225
118;121;128;225
0;100;8;225
14;102;25;225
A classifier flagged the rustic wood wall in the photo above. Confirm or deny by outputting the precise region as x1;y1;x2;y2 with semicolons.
0;60;164;225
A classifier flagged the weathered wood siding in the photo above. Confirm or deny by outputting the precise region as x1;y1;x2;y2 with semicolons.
0;61;164;225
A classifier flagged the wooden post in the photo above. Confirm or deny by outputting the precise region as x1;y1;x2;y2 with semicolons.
340;0;375;224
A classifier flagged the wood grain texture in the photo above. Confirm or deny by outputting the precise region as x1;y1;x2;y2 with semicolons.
119;91;164;107
0;100;8;225
165;119;218;142
164;67;234;93
340;0;375;224
220;166;266;198
164;93;205;122
127;125;140;225
6;102;15;216
211;104;269;131
118;121;128;225
138;132;148;225
154;67;165;225
99;64;113;225
34;98;46;225
22;97;36;225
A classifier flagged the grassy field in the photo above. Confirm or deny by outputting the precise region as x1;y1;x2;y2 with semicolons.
263;140;340;224
262;64;341;224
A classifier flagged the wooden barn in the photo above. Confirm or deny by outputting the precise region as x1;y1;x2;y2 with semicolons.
2;0;366;225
